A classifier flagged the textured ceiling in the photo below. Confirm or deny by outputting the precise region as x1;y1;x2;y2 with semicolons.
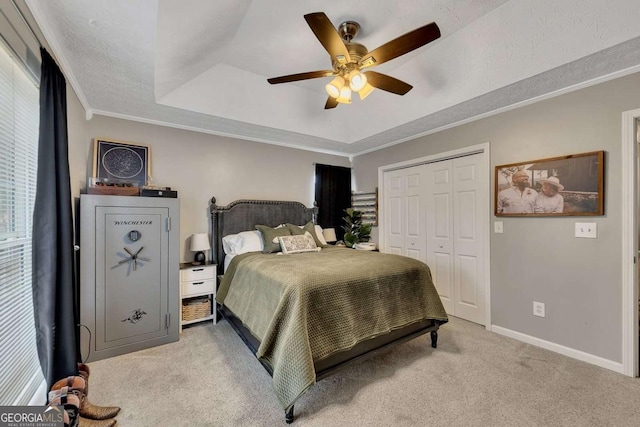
26;0;640;156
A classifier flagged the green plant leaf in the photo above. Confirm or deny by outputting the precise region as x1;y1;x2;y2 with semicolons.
342;208;371;246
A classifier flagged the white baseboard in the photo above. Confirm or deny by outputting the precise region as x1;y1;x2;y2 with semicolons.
491;325;624;374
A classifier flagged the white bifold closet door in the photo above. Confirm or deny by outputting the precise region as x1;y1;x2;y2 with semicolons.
383;165;427;262
383;153;485;325
424;156;485;324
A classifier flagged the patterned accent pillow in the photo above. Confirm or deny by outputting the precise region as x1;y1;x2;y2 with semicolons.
277;232;320;254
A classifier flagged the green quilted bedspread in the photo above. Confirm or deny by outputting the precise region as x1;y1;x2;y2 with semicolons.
216;246;448;411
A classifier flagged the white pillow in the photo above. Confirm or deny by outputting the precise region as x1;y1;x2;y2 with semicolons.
277;232;320;254
235;230;264;254
222;233;241;255
315;225;328;245
222;230;264;255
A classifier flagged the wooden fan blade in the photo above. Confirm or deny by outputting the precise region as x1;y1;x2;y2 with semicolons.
304;12;351;63
324;97;339;109
365;71;413;95
268;70;335;84
360;22;440;68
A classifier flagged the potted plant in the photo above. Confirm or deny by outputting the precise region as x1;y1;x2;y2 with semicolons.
341;208;372;248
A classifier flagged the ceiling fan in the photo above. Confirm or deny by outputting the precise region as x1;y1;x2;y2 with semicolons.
267;12;441;109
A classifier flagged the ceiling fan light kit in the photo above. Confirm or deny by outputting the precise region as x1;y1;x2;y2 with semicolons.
267;12;441;109
325;69;366;104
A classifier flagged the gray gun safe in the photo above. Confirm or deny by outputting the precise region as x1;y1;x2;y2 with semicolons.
80;195;180;362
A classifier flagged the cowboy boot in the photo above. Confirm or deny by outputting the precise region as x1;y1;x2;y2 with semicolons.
48;389;80;427
78;363;90;396
51;376;121;420
47;399;72;427
50;387;117;427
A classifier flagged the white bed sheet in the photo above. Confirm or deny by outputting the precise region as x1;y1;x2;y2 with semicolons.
224;254;235;273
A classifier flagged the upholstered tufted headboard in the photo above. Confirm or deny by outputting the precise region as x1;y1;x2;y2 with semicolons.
209;197;318;275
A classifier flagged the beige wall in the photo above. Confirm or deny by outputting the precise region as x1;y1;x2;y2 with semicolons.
352;72;640;363
66;88;350;262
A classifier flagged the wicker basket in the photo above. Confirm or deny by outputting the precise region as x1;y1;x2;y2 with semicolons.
182;296;211;321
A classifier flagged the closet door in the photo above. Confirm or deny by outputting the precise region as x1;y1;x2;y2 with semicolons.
425;160;454;314
384;169;405;255
452;155;485;324
383;165;427;262
425;154;486;324
383;152;486;325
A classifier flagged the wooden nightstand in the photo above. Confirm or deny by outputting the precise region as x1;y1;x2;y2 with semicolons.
179;262;216;330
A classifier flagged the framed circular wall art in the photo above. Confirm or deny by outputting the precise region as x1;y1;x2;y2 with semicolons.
92;138;151;187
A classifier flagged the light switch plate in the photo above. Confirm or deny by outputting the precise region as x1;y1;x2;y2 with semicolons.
575;222;597;238
494;221;503;233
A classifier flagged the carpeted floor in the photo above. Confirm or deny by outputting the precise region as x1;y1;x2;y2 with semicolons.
88;317;640;426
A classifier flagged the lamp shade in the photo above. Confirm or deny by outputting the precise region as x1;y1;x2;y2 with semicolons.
325;76;345;98
336;86;352;104
347;70;367;92
358;82;375;100
190;233;211;252
322;228;337;243
190;233;210;265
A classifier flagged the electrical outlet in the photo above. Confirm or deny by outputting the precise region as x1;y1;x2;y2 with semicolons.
533;301;545;318
494;221;503;233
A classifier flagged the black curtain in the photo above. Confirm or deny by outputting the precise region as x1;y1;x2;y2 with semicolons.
32;48;78;391
314;164;351;241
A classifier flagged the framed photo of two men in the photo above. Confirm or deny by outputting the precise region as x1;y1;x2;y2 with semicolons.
495;151;604;217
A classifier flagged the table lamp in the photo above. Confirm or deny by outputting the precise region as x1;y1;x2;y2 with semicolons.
190;233;210;265
322;228;337;244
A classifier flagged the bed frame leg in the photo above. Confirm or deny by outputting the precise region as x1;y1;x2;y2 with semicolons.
430;330;438;348
285;406;294;424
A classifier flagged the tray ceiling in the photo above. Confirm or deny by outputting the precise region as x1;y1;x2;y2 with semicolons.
25;0;640;156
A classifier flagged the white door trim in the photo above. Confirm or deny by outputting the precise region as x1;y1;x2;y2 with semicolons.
378;142;491;330
621;108;639;377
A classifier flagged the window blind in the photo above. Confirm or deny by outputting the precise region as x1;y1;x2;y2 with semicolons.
0;37;43;405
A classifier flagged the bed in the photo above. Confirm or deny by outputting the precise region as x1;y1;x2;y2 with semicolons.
209;197;448;423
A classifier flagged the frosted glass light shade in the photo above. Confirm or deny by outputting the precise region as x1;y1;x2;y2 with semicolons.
348;70;367;92
322;228;337;243
190;233;210;251
325;76;345;98
336;87;352;104
358;82;375;100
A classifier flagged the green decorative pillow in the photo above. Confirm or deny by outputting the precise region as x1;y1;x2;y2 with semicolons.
286;223;305;236
286;222;326;247
256;225;292;253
